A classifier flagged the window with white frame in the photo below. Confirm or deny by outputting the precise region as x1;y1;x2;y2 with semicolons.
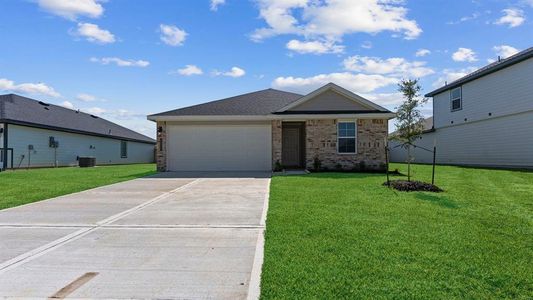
337;121;356;154
450;87;462;111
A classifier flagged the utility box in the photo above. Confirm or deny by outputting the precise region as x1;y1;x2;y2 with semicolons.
78;157;96;167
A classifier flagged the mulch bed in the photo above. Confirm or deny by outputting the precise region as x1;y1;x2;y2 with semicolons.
383;180;443;192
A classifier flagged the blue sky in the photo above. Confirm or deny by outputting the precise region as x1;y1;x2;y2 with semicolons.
1;0;532;137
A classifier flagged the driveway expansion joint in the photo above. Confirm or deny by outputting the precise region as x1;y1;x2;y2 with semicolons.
0;179;202;273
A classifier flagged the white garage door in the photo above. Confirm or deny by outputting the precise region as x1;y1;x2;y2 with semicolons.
166;124;272;171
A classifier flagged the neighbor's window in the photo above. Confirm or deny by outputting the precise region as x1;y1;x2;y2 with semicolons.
120;141;128;158
337;121;356;154
450;87;462;111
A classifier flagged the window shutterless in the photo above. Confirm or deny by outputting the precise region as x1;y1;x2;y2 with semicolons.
450;87;462;111
337;121;356;154
120;141;128;158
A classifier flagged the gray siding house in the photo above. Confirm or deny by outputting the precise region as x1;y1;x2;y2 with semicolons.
390;47;533;168
149;83;395;172
0;94;155;170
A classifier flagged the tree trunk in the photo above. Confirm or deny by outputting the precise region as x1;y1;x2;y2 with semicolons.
407;144;412;182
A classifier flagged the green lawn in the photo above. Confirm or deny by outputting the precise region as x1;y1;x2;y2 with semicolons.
261;164;533;299
0;164;156;210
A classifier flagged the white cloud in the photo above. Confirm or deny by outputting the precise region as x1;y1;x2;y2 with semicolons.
0;78;60;97
495;8;525;28
361;41;373;49
447;12;481;25
342;56;434;78
452;48;477;62
272;72;398;94
61;101;75;109
159;24;187;46
432;67;477;88
90;57;150;67
210;0;226;11
37;0;104;20
76;93;96;102
493;45;519;58
75;23;115;44
172;65;204;76
415;49;431;57
286;39;344;54
251;0;422;42
360;92;404;106
76;93;107;102
85;107;106;115
212;66;246;78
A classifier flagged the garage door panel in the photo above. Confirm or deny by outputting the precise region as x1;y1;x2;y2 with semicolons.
167;125;271;171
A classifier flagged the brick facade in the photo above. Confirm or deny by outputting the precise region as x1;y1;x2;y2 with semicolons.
156;121;167;172
158;118;387;172
272;118;388;172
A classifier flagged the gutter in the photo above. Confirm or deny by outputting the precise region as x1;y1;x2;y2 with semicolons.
147;112;397;122
0;119;155;145
425;47;533;97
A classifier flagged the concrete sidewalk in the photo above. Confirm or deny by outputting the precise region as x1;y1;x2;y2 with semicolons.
0;173;270;299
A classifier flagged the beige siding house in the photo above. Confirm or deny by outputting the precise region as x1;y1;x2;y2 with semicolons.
390;47;533;168
148;83;395;172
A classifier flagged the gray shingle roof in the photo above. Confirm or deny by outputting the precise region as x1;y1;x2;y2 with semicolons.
426;47;533;97
149;88;303;117
0;94;155;144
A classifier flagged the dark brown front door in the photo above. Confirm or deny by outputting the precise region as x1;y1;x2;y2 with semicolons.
282;122;305;168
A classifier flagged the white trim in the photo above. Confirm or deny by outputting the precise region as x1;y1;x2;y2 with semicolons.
450;86;462;112
276;83;390;112
337;120;357;154
148;113;396;122
247;179;270;300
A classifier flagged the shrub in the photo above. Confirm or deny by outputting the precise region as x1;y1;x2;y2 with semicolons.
274;160;283;172
313;156;322;171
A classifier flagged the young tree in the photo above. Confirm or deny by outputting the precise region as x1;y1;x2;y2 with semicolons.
392;79;427;181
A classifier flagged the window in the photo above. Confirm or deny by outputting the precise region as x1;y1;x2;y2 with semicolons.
120;141;128;158
337;121;356;154
450;87;462;111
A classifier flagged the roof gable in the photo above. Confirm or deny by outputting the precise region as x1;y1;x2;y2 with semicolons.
277;83;391;113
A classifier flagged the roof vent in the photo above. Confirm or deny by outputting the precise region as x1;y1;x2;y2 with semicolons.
38;101;50;107
90;115;99;119
497;56;501;62
44;107;50;110
76;109;80;113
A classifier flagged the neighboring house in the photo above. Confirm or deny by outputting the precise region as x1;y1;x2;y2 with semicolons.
0;94;155;170
390;47;533;168
148;83;395;172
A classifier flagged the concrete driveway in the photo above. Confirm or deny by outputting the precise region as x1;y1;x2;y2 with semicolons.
0;172;270;299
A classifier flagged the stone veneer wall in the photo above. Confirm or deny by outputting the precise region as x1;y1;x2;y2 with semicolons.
271;120;282;169
305;119;388;171
156;121;167;172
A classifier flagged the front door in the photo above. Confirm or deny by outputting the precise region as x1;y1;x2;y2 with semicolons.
282;122;304;168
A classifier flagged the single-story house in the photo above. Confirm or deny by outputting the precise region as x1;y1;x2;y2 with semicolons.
390;46;533;169
0;94;155;170
148;83;396;172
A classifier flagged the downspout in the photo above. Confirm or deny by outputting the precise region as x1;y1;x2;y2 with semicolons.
2;123;8;171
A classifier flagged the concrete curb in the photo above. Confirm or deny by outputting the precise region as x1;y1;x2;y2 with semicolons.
247;178;270;300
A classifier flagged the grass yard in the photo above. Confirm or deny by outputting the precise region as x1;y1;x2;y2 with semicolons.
261;163;533;299
0;164;156;210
